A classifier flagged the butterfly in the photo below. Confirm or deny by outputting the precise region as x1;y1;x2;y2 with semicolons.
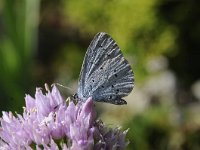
74;32;134;105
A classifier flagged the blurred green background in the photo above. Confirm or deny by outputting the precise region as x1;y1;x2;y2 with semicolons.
0;0;200;149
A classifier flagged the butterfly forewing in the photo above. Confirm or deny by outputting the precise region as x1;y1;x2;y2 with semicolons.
77;32;134;105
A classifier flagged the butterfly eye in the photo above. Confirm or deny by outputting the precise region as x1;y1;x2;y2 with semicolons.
73;93;78;99
114;74;118;77
92;80;94;82
101;85;104;88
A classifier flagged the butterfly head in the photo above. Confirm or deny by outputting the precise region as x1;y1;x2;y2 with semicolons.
73;93;79;100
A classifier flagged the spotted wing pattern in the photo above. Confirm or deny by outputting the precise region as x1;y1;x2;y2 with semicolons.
77;32;134;105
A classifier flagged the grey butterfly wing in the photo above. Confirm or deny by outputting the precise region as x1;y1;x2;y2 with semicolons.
77;32;134;105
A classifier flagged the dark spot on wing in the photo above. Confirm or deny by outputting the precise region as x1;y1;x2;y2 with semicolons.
92;79;94;82
116;89;119;94
100;67;103;70
111;85;114;88
102;85;104;88
114;69;116;72
115;74;118;77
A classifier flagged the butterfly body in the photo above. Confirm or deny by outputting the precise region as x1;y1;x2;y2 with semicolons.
76;32;134;105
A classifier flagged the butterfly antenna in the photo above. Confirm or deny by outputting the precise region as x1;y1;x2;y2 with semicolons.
52;83;74;93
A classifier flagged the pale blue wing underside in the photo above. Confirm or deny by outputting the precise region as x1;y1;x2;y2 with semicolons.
77;32;134;105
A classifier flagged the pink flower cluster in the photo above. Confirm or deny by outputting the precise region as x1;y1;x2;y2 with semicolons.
0;86;128;150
